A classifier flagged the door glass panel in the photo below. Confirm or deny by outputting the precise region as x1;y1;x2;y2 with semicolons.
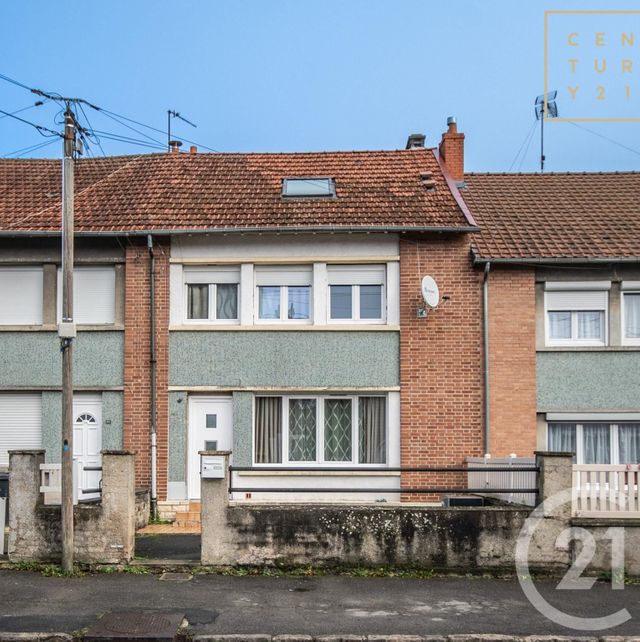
206;414;217;429
205;440;218;451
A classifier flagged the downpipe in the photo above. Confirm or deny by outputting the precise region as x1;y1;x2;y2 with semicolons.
147;234;158;520
482;261;491;456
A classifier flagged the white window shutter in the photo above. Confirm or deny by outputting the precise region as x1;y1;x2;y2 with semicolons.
0;267;43;325
255;265;312;286
57;267;116;324
546;290;607;311
184;266;240;284
0;394;42;466
327;264;386;285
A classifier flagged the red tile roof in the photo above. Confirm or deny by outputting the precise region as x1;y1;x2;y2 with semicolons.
463;172;640;262
0;149;476;234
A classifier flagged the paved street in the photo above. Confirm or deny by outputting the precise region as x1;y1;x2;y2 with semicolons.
1;570;640;637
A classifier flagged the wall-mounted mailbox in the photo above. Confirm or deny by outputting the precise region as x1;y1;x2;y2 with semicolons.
201;455;225;479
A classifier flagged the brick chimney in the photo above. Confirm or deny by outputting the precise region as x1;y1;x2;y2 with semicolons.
439;117;465;183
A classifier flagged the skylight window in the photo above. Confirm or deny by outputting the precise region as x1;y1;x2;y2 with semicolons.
282;178;335;198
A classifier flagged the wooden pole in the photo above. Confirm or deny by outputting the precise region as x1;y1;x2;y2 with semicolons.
60;108;75;572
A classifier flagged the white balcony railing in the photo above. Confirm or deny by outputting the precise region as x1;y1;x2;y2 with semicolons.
572;464;640;518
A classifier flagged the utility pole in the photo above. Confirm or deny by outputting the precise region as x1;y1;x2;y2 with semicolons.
60;107;77;573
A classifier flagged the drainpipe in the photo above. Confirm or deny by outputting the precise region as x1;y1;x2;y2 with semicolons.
147;234;158;520
483;262;491;456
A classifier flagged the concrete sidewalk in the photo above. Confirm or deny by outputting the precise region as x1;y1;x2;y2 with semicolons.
1;570;640;637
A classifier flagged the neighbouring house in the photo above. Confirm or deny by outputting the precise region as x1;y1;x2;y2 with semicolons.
462;171;640;466
0;120;638;519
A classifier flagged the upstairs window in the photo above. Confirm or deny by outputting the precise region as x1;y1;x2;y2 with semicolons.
0;267;43;325
184;267;239;323
622;283;640;345
57;266;115;325
327;265;385;323
255;266;312;323
544;283;609;347
282;178;335;198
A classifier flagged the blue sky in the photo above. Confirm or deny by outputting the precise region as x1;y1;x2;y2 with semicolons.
1;0;638;172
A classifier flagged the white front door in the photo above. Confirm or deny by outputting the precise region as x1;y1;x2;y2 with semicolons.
73;395;102;501
188;396;233;500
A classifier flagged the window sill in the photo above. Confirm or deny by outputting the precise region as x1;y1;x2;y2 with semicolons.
0;324;124;332
237;470;400;477
538;346;640;352
169;324;399;332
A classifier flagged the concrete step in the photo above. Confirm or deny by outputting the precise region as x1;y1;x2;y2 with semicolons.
188;501;201;512
173;519;201;529
174;511;200;522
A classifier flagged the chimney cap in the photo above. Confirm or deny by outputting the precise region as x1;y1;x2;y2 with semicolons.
406;133;426;149
189;145;198;154
446;116;456;126
169;140;183;153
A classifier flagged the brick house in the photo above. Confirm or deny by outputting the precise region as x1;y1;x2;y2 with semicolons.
0;122;637;518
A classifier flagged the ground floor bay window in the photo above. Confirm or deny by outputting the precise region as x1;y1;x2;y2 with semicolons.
547;421;640;464
254;395;388;466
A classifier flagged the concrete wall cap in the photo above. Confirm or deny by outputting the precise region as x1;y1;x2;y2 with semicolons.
101;449;134;456
199;450;232;456
7;449;45;455
534;450;574;458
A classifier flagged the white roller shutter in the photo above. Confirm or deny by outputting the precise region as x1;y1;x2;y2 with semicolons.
327;264;386;285
546;290;607;311
0;394;42;466
184;266;240;284
58;266;116;324
255;265;312;286
0;267;43;325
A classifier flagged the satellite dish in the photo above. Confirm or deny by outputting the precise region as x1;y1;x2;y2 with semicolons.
421;276;440;308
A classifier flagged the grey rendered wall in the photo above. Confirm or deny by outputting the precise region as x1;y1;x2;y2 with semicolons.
169;392;187;492
170;331;399;388
0;332;123;388
41;391;123;463
537;351;640;412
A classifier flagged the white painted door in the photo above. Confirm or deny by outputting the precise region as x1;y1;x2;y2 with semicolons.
188;396;233;500
73;395;102;501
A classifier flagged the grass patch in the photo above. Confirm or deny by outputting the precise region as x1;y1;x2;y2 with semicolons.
12;560;83;577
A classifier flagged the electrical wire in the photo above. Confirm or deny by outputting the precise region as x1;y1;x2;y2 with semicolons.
2;138;58;157
0;101;46;120
567;121;640;158
516;120;539;172
0;107;61;138
508;120;538;172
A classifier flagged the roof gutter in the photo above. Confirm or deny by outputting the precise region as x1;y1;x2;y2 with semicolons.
0;224;480;237
472;254;640;266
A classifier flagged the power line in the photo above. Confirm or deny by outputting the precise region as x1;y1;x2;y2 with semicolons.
0;101;46;120
567;121;640;158
0;107;61;138
508;120;538;172
516;120;539;172
2;138;58;157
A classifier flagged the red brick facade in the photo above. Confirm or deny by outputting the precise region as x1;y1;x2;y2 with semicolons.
399;234;484;496
123;239;170;499
487;268;537;457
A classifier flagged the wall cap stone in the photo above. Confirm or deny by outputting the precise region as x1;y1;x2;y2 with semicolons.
7;450;45;455
101;450;134;456
534;451;574;458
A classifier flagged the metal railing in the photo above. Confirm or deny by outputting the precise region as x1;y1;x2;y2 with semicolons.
466;456;538;507
228;465;539;499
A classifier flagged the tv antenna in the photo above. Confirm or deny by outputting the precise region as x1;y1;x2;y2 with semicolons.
167;110;197;151
535;90;558;172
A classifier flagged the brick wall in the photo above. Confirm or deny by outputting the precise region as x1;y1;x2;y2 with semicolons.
123;239;170;499
399;234;484;497
487;268;537;457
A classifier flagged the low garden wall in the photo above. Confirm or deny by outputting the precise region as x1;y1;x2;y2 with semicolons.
8;450;136;564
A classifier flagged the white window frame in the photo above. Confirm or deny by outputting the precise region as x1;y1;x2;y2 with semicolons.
544;283;609;347
326;265;386;325
545;420;640;465
183;266;240;325
621;285;640;346
254;266;313;325
0;266;43;326
253;394;388;468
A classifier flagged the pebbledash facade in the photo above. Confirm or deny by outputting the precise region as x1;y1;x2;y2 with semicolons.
0;120;639;517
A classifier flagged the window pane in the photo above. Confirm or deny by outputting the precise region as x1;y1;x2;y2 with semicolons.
205;414;217;429
548;423;576;462
255;397;282;463
583;423;611;464
360;285;382;319
283;178;333;197
577;311;603;340
287;286;310;320
187;284;209;319
359;397;386;464
620;424;640;464
289;399;316;462
324;399;352;462
259;286;280;319
216;283;238;320
624;294;640;339
548;311;571;339
330;285;352;319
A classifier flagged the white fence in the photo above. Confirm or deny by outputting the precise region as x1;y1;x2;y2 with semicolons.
572;464;640;518
466;456;537;507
